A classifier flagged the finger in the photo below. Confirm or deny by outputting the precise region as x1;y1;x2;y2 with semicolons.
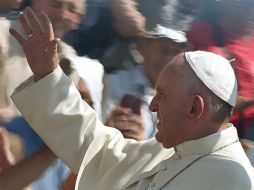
46;38;59;60
121;129;139;139
122;129;144;141
9;28;26;46
113;121;124;130
120;107;133;116
129;114;142;122
19;12;33;36
123;134;139;141
0;128;8;143
25;7;43;35
112;107;132;117
48;38;59;52
120;123;141;132
129;117;143;129
39;12;54;40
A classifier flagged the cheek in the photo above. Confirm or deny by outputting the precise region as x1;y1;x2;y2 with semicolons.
160;104;178;130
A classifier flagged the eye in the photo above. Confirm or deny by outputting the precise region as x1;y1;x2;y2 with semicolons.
49;0;63;9
67;3;78;13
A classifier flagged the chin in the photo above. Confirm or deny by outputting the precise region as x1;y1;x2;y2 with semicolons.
155;132;163;143
162;143;174;149
156;134;173;149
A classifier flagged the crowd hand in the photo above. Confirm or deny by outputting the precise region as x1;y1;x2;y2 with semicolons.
105;106;145;141
0;128;15;172
0;108;14;124
9;7;59;81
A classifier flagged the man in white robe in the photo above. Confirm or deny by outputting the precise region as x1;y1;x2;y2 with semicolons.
9;8;254;190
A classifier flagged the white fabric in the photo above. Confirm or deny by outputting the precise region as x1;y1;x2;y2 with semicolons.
147;25;186;43
185;51;238;106
0;18;32;114
11;66;254;190
102;65;156;139
66;56;104;119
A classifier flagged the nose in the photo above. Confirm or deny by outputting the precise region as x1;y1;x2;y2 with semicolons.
149;96;158;112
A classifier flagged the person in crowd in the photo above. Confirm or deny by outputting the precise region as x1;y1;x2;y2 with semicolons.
102;25;187;140
0;0;85;124
100;0;194;140
10;8;254;189
101;0;196;72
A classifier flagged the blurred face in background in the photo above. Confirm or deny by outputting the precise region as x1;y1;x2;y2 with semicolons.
138;37;186;87
0;0;22;12
32;0;85;38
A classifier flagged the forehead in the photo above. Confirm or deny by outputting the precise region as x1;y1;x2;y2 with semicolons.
48;0;85;13
49;0;84;8
156;61;177;88
156;55;185;86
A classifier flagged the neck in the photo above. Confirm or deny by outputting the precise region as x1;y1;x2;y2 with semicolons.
191;121;230;141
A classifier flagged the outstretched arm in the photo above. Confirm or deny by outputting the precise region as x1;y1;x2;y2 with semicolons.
0;145;56;190
9;8;170;187
9;7;59;81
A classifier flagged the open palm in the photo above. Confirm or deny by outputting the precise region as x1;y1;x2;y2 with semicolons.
10;7;59;81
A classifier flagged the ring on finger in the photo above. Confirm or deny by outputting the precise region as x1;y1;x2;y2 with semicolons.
27;33;34;38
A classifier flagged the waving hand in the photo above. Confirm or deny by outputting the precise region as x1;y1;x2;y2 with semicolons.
9;8;59;81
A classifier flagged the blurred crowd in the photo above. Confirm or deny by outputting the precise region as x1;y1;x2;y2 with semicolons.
1;0;254;189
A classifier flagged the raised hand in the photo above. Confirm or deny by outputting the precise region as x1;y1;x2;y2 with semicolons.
9;7;59;81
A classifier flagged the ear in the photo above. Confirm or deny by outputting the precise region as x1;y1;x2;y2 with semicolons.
189;95;204;121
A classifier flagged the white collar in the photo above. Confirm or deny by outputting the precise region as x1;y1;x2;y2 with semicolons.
174;125;239;156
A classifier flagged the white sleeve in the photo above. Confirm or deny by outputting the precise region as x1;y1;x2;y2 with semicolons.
11;66;171;175
11;66;120;173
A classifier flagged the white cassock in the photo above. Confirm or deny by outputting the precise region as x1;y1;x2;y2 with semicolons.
12;66;254;190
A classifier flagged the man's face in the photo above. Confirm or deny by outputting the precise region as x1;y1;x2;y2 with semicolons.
32;0;84;37
149;56;191;148
138;38;185;87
